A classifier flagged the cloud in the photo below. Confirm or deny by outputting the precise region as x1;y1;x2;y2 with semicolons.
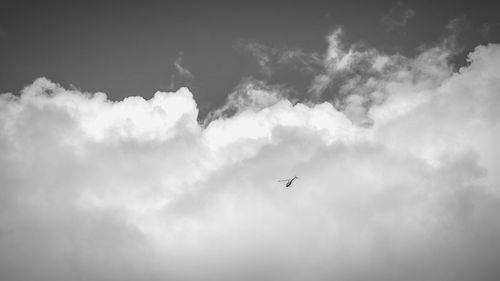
239;40;322;79
204;77;293;123
0;25;8;42
381;2;416;31
170;53;194;90
481;22;500;39
305;20;475;126
1;39;500;281
238;21;464;128
241;42;275;77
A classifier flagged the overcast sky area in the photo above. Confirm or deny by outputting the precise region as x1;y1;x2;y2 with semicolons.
1;1;500;280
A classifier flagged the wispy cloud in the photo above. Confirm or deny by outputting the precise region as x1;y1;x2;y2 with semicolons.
381;2;415;31
204;77;291;123
236;20;465;127
0;25;8;42
239;40;322;78
170;53;194;90
241;42;275;77
481;22;500;39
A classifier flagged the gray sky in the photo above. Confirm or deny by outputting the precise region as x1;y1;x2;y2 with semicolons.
1;1;500;281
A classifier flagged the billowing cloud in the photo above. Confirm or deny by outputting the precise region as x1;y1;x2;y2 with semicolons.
1;35;500;281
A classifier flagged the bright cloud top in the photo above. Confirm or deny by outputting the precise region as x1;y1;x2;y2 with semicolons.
1;36;500;281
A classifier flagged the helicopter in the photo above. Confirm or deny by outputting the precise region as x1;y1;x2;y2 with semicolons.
277;176;299;187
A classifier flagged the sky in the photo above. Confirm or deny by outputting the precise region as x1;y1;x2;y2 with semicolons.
1;1;500;281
